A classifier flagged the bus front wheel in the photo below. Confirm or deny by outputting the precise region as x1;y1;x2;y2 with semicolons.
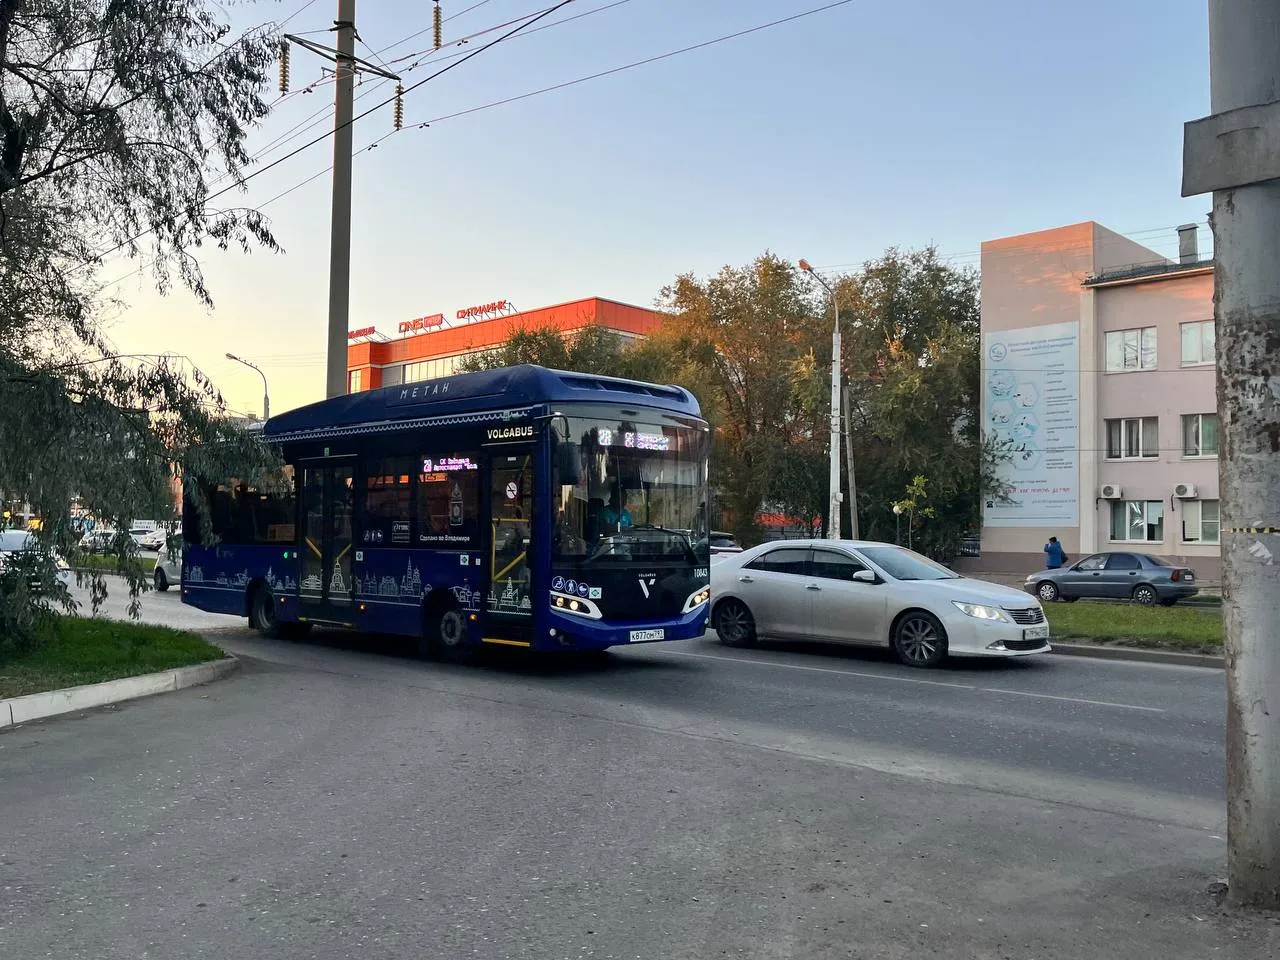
423;603;470;662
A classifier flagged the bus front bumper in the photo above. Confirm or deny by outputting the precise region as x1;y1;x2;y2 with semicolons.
545;604;710;650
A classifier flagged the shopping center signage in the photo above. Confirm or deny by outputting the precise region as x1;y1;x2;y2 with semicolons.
347;326;377;340
395;299;512;337
456;299;508;321
399;313;445;335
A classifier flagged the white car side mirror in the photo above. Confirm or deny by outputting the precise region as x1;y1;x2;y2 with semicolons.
852;569;877;584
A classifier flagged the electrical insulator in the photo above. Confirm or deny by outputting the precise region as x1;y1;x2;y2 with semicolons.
278;39;291;94
393;83;404;131
433;3;443;50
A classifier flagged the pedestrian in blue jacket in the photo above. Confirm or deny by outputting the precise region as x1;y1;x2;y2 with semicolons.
1044;536;1067;569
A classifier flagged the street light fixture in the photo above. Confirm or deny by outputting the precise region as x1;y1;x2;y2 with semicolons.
226;353;270;421
800;258;843;540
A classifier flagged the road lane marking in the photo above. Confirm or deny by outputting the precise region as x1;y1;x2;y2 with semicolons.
979;687;1163;713
657;649;1163;713
658;650;977;690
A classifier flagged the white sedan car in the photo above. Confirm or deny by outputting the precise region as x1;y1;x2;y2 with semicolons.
710;539;1051;668
153;547;182;592
138;528;169;551
0;530;73;591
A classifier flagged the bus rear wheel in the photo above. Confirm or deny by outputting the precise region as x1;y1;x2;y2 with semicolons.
423;603;470;662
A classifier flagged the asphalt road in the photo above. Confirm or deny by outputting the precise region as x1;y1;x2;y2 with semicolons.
2;586;1272;959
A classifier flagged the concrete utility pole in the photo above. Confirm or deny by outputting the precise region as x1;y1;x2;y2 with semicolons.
800;259;843;540
326;0;356;399
1183;0;1280;910
281;4;399;399
842;382;859;539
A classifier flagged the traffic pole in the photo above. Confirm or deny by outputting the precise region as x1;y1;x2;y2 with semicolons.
326;0;356;398
828;309;842;540
1184;0;1280;909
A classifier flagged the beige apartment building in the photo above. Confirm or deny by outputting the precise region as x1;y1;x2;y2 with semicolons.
974;220;1219;579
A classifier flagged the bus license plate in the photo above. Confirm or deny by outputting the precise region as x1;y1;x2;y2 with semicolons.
630;628;665;642
1024;625;1050;641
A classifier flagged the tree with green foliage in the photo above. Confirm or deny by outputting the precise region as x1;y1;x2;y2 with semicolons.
459;324;660;380
466;248;1002;556
795;246;1005;559
659;253;824;543
0;0;283;645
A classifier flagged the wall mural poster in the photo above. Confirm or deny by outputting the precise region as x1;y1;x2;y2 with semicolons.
983;320;1080;527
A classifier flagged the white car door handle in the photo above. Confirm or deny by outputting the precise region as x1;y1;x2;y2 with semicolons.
806;583;821;591
738;575;754;583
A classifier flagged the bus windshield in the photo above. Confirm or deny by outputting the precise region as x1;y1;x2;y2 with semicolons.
553;415;708;563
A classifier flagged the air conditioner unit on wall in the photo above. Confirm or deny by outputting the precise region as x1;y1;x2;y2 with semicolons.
1100;484;1123;500
1174;483;1198;499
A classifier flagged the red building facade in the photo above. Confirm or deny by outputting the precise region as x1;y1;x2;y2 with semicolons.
345;296;666;393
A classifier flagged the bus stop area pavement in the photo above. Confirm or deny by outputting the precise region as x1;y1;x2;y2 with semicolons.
2;613;1276;959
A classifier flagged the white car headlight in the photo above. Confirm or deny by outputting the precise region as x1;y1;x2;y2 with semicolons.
952;601;1010;623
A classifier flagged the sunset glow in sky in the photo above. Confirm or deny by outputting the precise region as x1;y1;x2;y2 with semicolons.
101;0;1212;417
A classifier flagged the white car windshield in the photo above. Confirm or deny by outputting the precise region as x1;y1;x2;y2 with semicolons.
0;531;35;552
858;545;960;581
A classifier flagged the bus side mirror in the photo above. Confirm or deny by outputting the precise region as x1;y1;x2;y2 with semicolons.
556;443;581;486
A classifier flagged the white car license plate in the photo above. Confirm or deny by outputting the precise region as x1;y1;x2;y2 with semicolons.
1023;624;1050;641
629;628;665;642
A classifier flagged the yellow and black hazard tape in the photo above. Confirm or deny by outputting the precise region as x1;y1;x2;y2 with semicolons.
1225;527;1280;534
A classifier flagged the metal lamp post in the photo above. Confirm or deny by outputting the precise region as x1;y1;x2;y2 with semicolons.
226;353;270;421
799;259;842;540
893;503;903;545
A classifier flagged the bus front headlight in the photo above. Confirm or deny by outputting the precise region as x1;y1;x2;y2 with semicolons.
682;587;711;614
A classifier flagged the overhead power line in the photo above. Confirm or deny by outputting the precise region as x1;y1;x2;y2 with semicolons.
278;0;322;30
81;0;580;274
403;0;860;127
246;1;632;174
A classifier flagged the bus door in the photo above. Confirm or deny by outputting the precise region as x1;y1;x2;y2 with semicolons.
298;460;356;621
484;450;535;642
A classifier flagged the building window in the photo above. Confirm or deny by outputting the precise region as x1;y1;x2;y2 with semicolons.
402;354;466;385
1181;320;1215;366
1105;417;1159;459
1105;327;1157;372
1110;500;1164;543
1181;499;1221;544
1182;413;1219;457
347;368;363;393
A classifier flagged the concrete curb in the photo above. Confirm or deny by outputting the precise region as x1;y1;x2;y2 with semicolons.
0;656;239;731
1051;642;1224;669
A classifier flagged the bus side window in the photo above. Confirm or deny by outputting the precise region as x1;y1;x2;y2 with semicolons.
182;486;213;545
416;453;480;546
363;457;414;546
193;473;294;546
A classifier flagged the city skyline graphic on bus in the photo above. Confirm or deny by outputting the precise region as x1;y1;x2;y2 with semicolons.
356;558;426;602
186;567;253;590
488;579;531;616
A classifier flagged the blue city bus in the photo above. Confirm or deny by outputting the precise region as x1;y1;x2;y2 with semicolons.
181;365;712;655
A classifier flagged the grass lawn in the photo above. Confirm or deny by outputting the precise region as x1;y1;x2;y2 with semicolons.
1045;601;1223;654
73;554;156;573
0;618;223;699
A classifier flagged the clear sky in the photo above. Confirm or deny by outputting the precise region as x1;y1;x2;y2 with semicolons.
102;0;1213;416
